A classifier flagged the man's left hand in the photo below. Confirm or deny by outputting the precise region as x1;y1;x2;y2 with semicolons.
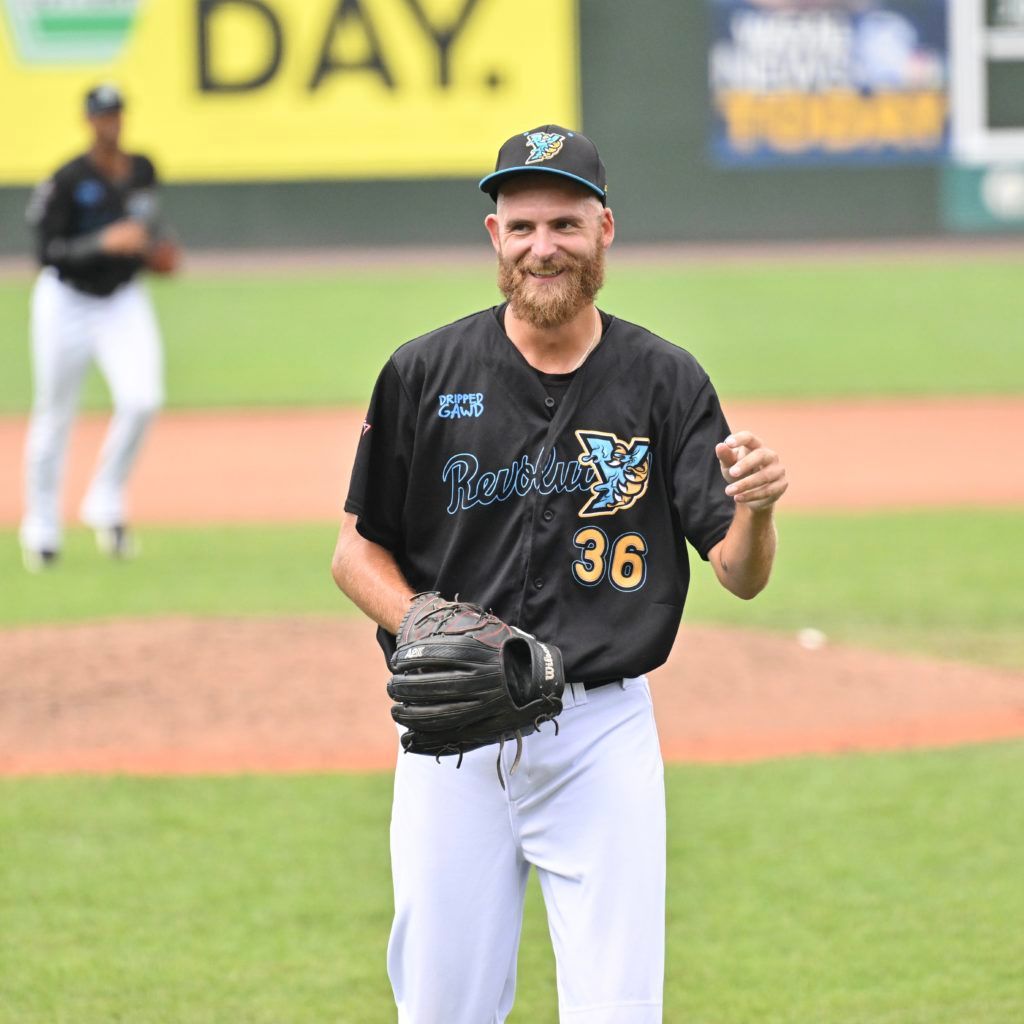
715;431;788;512
145;239;181;274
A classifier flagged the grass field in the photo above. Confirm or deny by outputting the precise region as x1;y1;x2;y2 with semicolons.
2;253;1022;1022
3;508;1021;668
2;742;1022;1023
3;256;1024;412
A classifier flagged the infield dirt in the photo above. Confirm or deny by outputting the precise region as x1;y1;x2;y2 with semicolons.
3;617;1023;776
3;397;1023;526
2;397;1023;774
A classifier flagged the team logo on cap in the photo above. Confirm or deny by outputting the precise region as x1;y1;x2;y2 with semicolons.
93;84;120;107
575;430;651;517
524;131;565;164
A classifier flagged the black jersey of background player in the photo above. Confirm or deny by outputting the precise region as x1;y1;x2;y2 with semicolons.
26;153;157;297
346;304;736;683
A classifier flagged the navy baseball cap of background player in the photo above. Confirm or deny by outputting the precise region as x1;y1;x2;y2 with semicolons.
85;83;124;116
479;126;608;206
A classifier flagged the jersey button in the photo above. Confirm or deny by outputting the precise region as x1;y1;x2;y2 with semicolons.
544;397;556;409
533;577;545;589
542;509;554;522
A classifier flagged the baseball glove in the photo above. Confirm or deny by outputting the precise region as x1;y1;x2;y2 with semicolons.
145;239;181;274
388;592;565;787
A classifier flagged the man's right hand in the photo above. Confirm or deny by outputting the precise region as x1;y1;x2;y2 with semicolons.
99;219;149;256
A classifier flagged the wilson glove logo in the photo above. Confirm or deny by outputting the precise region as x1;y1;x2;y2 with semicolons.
539;643;555;681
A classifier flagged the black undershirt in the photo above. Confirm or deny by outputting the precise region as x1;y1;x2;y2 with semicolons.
537;370;576;403
495;303;613;407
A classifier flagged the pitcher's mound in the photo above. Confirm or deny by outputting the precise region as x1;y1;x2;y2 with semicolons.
2;617;1022;775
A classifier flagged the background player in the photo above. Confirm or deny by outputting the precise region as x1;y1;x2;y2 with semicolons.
332;125;788;1022
20;83;180;571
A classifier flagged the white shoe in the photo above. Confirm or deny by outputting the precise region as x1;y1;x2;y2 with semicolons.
95;525;139;560
22;547;59;573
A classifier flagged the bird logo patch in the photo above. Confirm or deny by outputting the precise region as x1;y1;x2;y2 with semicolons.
524;131;565;164
73;179;104;207
575;430;651;517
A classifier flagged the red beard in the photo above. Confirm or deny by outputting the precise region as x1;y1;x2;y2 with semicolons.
497;241;605;329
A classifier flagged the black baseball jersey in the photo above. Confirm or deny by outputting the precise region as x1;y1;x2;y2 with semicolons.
26;153;158;297
345;304;736;683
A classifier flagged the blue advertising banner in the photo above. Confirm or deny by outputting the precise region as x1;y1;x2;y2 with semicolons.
708;0;950;166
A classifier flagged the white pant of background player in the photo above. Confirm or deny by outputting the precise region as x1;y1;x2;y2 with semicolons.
390;676;666;1023
20;267;163;552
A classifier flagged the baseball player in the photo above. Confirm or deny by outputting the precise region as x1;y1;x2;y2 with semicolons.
332;125;788;1023
19;83;180;571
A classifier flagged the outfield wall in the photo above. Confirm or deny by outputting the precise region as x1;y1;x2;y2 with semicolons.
0;1;1003;253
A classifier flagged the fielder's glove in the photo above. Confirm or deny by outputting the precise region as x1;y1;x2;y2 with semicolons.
144;238;181;275
388;592;565;787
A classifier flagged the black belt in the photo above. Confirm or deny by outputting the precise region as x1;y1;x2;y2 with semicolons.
580;678;622;691
63;277;121;298
58;270;131;298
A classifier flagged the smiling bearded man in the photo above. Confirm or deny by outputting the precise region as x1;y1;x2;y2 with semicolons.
497;228;606;329
332;123;789;1024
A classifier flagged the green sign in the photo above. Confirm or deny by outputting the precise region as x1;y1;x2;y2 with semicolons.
942;163;1024;231
3;0;142;64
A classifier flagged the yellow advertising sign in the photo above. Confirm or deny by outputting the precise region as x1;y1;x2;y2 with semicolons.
717;90;948;155
0;0;580;184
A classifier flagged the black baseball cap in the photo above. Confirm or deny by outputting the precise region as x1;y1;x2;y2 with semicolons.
479;125;607;205
85;83;124;116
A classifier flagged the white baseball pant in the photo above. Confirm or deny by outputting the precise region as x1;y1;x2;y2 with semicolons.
388;675;666;1023
20;267;163;552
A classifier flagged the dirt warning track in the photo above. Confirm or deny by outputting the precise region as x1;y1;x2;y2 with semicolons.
2;397;1023;776
1;397;1022;526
